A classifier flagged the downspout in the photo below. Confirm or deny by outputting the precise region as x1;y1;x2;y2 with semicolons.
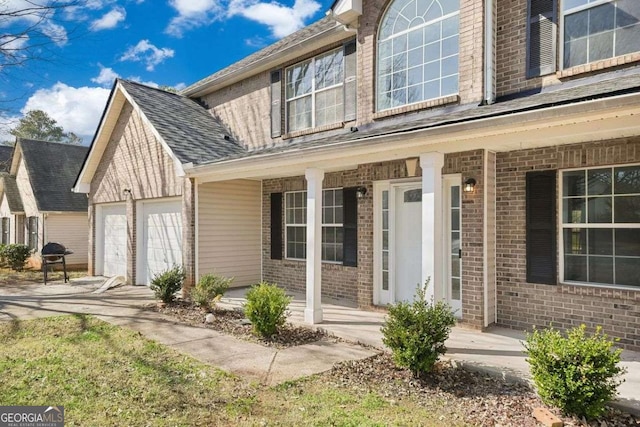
483;0;496;105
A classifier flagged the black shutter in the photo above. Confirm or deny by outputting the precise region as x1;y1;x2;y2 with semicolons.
526;170;557;284
343;187;358;267
526;0;556;77
270;70;282;138
343;39;357;122
270;193;283;260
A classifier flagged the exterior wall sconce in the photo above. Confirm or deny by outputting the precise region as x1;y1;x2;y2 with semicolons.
123;188;132;198
405;157;419;177
356;186;368;198
463;178;477;193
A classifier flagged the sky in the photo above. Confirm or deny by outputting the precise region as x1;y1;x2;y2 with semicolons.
0;0;333;143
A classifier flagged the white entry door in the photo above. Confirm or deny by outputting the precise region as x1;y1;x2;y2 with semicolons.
100;204;127;278
141;200;182;285
394;184;423;302
444;176;462;318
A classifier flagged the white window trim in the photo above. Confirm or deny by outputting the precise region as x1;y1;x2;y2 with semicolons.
285;48;344;133
375;2;460;112
560;0;634;70
558;163;640;290
284;188;344;263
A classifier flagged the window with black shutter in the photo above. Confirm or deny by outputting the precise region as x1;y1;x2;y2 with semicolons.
27;216;38;251
270;70;282;138
526;170;557;284
526;0;557;78
1;217;9;245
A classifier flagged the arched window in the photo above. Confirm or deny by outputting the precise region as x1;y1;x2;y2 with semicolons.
377;0;460;111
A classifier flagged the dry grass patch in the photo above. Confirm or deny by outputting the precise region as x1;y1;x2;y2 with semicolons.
0;267;87;285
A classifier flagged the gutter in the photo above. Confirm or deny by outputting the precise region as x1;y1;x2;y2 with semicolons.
181;21;348;98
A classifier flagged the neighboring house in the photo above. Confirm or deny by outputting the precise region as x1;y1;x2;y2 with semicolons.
75;0;640;349
0;145;12;173
0;139;89;268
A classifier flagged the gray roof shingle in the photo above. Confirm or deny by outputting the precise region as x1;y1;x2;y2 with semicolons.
1;174;24;213
199;67;640;164
19;138;89;212
119;80;246;165
182;17;338;95
0;145;12;173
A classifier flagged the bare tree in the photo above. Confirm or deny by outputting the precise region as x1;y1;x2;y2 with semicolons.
1;0;79;75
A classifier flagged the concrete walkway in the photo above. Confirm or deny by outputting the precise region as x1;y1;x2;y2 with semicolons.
220;287;640;415
0;279;375;386
2;278;638;414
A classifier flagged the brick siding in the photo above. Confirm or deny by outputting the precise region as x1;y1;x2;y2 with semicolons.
496;137;640;350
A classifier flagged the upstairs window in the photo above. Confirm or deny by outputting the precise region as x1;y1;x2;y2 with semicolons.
563;0;640;68
285;48;345;133
377;0;460;111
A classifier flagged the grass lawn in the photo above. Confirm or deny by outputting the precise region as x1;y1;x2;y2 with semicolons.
0;315;462;426
0;267;87;285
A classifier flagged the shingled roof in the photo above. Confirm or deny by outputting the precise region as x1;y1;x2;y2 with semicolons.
1;174;23;213
182;16;338;95
19;139;88;212
0;145;12;173
119;80;246;165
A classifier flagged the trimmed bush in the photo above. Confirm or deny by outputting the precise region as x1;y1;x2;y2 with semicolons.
523;324;626;419
191;273;233;311
0;244;6;267
149;265;185;304
244;282;291;338
1;244;32;271
381;279;456;377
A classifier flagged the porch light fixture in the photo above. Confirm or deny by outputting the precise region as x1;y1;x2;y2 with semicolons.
122;188;132;198
356;186;367;198
405;157;419;177
463;178;476;193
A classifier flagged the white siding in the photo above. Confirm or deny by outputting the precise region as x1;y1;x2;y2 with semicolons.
45;213;89;266
15;158;38;217
0;194;12;244
198;180;261;287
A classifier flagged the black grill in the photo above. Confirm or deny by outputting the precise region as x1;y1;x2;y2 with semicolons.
41;242;73;285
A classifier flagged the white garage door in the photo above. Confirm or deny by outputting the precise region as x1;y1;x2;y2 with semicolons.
142;200;182;285
101;204;127;278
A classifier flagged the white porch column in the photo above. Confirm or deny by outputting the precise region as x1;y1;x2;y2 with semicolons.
304;168;324;324
420;152;445;303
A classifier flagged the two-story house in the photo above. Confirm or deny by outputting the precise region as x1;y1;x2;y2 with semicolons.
74;0;640;349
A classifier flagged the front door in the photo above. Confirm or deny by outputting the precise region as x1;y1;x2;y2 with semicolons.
394;185;423;302
444;176;462;318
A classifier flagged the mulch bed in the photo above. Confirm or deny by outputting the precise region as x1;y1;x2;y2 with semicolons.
328;353;639;427
146;300;329;348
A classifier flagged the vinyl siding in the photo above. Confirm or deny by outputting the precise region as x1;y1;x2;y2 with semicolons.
45;213;89;266
198;180;261;287
15;158;38;216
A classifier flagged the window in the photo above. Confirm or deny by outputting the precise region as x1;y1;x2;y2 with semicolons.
27;216;38;251
377;0;460;111
561;165;640;287
1;217;9;245
563;0;640;68
285;189;344;262
285;48;344;132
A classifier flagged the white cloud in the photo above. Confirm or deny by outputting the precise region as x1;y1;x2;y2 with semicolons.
91;65;120;86
1;0;69;46
165;0;220;37
120;39;174;71
90;6;126;31
0;113;20;143
228;0;320;38
22;83;111;140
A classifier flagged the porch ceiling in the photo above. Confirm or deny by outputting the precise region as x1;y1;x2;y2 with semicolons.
188;92;640;183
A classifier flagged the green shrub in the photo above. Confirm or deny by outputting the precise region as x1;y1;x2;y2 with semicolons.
1;244;32;271
523;324;626;419
244;282;292;338
0;244;6;267
381;279;456;377
191;273;233;310
149;265;185;304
